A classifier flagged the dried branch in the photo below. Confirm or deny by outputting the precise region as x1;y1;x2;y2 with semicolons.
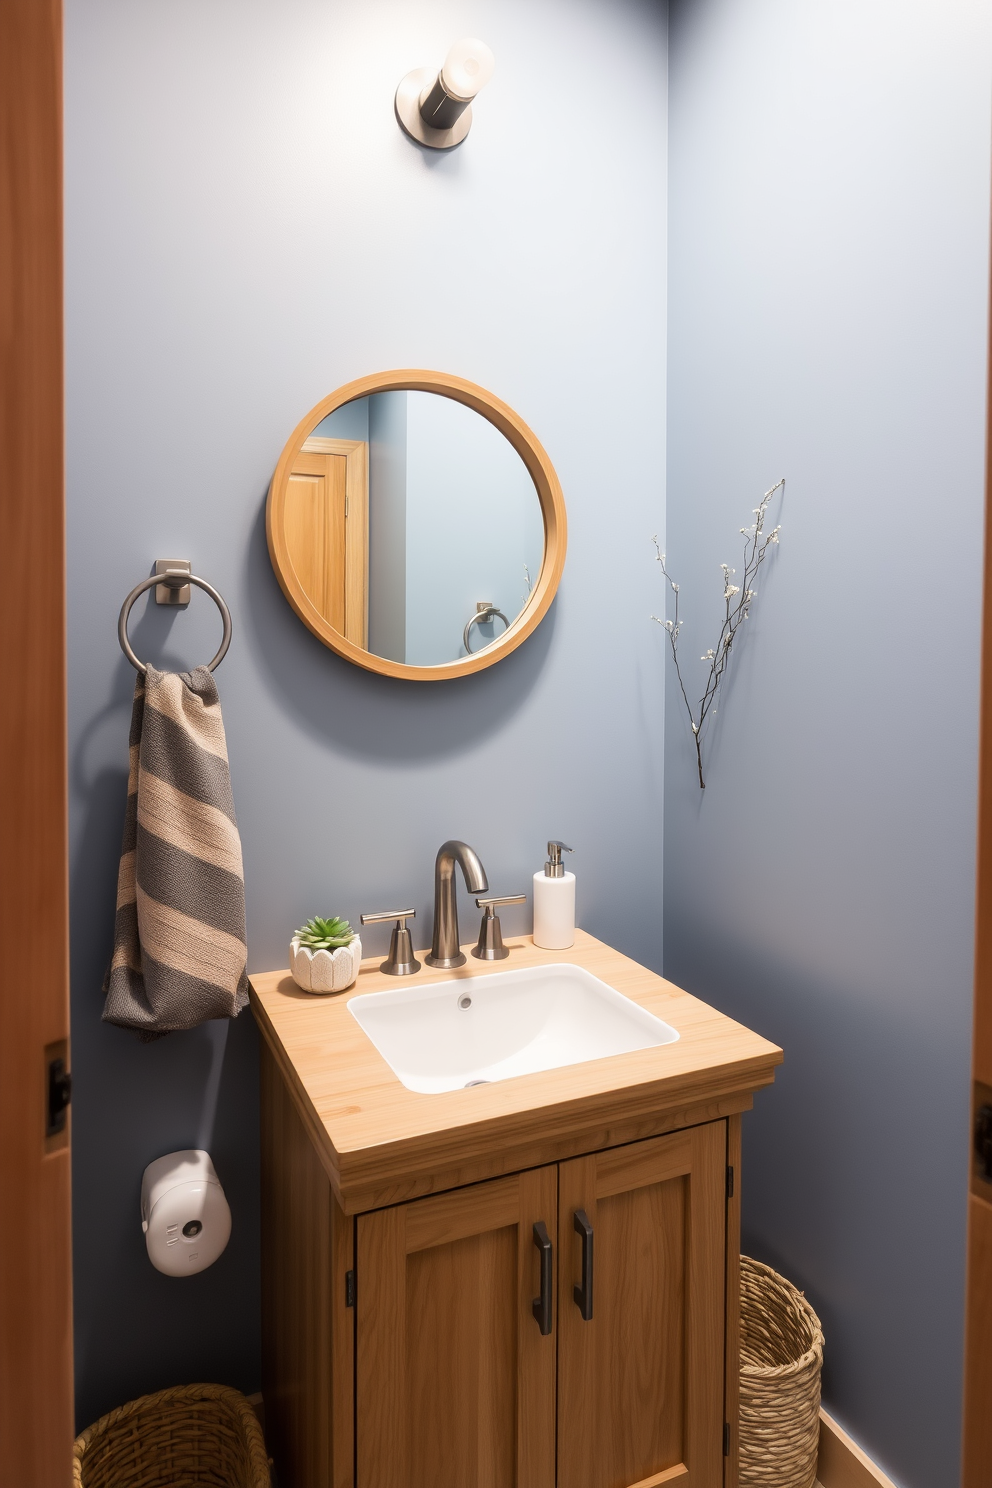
651;478;785;788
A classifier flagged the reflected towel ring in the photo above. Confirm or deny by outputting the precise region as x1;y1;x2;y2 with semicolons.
118;570;233;675
463;602;509;655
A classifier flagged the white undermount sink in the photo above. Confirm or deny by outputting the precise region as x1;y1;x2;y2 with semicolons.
348;962;680;1094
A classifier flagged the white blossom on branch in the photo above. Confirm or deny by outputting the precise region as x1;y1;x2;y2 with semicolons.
650;478;785;789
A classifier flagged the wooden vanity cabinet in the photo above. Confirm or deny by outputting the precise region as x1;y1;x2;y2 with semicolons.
253;932;778;1488
261;1044;738;1488
357;1165;558;1488
556;1123;726;1488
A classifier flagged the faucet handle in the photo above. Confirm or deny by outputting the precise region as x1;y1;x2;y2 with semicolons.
471;894;527;962
360;909;421;977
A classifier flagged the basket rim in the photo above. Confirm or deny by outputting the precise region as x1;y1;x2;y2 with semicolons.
73;1381;264;1457
740;1345;823;1380
740;1254;824;1380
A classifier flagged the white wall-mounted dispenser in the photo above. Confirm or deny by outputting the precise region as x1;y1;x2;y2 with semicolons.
140;1149;231;1277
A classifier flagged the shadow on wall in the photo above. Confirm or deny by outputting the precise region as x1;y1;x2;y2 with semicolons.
244;494;557;763
69;505;559;1430
682;922;968;1488
70;1008;260;1431
70;613;262;1431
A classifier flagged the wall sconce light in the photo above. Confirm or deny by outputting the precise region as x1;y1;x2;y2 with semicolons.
395;37;495;150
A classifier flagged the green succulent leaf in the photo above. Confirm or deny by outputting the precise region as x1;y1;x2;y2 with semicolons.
294;914;356;950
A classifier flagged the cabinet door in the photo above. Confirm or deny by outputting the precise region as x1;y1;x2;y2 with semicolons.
558;1123;726;1488
357;1166;558;1488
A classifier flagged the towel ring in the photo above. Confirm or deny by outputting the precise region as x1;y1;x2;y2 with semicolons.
118;572;233;675
463;602;510;655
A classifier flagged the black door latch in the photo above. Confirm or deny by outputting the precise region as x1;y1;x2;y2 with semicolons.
975;1103;992;1182
46;1057;72;1136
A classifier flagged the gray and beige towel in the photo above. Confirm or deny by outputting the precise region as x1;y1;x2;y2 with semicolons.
103;665;249;1039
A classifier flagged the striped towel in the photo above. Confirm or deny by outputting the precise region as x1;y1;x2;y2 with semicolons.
103;665;249;1040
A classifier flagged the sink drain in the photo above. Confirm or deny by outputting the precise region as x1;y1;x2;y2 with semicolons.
464;1079;490;1088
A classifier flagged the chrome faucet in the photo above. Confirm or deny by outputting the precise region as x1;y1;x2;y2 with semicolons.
425;840;489;969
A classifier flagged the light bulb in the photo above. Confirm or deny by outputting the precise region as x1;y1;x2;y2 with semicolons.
440;38;495;102
395;36;495;149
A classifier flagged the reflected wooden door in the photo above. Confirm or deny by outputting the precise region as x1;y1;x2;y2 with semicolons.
557;1124;726;1488
285;436;368;647
357;1167;558;1488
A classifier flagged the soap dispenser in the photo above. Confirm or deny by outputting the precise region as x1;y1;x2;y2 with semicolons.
533;840;575;949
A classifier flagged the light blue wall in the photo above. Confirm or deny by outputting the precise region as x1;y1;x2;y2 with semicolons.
64;0;668;1429
367;389;408;661
665;3;991;1485
313;395;369;443
404;391;544;664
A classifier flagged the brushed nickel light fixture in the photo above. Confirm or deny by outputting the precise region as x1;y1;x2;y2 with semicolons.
395;37;495;150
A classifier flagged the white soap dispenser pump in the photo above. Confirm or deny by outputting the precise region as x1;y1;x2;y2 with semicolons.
533;840;575;950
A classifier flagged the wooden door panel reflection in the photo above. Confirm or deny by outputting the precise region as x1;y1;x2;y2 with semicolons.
285;460;346;633
286;437;368;648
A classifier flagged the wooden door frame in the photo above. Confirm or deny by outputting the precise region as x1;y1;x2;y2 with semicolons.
0;0;74;1481
298;435;369;649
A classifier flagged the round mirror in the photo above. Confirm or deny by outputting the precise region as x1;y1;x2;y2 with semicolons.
266;371;566;679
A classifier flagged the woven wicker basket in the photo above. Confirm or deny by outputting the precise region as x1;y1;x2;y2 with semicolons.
740;1256;824;1488
72;1382;271;1488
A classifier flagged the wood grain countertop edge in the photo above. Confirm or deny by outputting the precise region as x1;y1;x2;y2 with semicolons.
249;931;782;1212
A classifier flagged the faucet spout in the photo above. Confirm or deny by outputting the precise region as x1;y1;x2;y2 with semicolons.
426;840;489;969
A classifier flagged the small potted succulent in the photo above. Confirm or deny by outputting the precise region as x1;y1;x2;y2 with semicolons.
289;915;362;994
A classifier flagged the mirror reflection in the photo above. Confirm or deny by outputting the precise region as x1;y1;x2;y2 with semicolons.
284;391;545;667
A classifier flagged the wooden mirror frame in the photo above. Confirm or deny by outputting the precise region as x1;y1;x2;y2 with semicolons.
266;370;567;681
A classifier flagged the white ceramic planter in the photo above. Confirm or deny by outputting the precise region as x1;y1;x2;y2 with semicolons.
289;935;362;994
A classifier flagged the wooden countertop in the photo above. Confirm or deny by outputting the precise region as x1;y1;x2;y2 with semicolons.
249;930;783;1214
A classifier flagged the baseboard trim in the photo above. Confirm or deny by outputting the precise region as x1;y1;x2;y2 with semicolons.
818;1409;899;1488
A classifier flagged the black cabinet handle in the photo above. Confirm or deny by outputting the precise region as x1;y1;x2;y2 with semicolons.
573;1209;594;1320
532;1221;553;1335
